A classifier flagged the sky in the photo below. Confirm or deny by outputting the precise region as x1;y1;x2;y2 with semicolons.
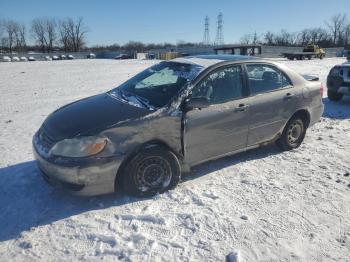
0;0;348;46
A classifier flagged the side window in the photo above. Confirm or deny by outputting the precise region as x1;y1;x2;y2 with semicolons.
246;64;292;95
192;66;244;104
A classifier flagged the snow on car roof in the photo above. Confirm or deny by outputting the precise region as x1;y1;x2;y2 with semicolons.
172;54;257;68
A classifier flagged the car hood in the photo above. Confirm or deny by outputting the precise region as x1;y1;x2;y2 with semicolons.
42;93;152;141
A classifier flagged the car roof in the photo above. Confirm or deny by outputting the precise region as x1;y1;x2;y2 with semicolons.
172;54;260;68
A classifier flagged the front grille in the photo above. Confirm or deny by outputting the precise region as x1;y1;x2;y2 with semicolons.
38;129;56;149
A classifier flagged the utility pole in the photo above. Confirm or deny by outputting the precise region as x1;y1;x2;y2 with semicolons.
214;12;224;46
203;15;210;46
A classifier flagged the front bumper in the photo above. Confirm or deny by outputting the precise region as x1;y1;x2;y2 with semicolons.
33;138;123;196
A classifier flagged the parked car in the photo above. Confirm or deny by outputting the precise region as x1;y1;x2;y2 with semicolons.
115;54;131;60
44;56;52;61
60;54;66;60
87;53;96;59
20;57;28;62
33;55;324;197
67;54;74;60
52;55;60;61
12;56;20;62
28;56;36;61
327;60;350;101
2;56;11;62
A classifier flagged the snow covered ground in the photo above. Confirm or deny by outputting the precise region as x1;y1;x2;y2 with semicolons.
0;58;349;261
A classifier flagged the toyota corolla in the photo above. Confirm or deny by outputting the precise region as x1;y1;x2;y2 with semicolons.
33;55;324;197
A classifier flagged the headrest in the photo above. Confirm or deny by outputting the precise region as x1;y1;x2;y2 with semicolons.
262;71;278;81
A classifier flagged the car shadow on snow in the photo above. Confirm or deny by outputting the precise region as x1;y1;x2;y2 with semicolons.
1;145;282;243
322;96;350;119
185;144;281;182
0;161;146;242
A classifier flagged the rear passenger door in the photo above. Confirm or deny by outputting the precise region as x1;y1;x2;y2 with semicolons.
245;63;298;146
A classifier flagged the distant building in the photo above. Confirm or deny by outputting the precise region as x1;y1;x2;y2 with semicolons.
215;44;343;58
214;44;262;56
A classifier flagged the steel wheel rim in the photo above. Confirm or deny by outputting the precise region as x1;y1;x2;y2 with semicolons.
288;120;303;144
136;156;172;192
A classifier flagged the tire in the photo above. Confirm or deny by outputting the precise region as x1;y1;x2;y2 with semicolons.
327;89;343;101
121;147;181;197
276;116;306;151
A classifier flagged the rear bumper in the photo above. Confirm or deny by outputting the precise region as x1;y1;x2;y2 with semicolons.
309;103;324;126
33;142;123;196
327;75;350;94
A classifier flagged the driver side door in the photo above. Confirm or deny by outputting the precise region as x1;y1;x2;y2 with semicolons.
183;65;250;165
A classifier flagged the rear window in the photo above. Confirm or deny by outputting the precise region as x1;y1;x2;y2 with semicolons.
246;64;292;95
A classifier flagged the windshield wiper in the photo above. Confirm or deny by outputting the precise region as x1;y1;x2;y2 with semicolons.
109;88;129;103
123;90;155;110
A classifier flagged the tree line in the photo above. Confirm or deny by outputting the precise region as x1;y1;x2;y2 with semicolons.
0;17;88;53
240;13;350;47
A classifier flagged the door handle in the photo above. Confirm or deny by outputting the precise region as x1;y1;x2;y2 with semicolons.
284;93;294;100
234;104;249;112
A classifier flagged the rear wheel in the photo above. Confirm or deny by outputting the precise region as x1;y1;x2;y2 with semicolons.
121;147;181;197
276;116;306;151
327;89;343;101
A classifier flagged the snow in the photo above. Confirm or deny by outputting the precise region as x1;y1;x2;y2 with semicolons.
0;58;349;261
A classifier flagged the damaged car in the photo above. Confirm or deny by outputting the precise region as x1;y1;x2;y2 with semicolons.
33;55;324;197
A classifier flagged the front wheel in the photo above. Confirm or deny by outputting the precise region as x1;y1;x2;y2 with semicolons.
121;147;181;197
276;116;306;151
327;89;343;101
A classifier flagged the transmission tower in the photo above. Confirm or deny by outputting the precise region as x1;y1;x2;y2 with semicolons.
214;12;224;46
203;15;210;46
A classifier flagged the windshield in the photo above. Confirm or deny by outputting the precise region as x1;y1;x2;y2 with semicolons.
109;61;203;108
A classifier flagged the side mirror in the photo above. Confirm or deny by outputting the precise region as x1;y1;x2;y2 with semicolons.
184;97;210;111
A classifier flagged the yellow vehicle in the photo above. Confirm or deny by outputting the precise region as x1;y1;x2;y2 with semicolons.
281;44;326;60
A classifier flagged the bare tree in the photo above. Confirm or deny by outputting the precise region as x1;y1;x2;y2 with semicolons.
240;34;253;44
31;18;57;52
31;18;47;52
0;19;3;42
45;18;56;52
58;17;87;52
13;23;27;52
343;23;350;46
326;13;347;45
58;19;69;51
264;31;274;45
3;20;18;53
73;17;88;51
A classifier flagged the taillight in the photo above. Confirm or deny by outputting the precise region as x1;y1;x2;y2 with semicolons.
320;82;324;97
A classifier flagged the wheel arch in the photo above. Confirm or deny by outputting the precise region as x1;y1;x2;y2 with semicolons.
290;109;311;128
114;139;182;191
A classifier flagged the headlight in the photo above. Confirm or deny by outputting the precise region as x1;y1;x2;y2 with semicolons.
50;136;107;157
330;67;340;76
